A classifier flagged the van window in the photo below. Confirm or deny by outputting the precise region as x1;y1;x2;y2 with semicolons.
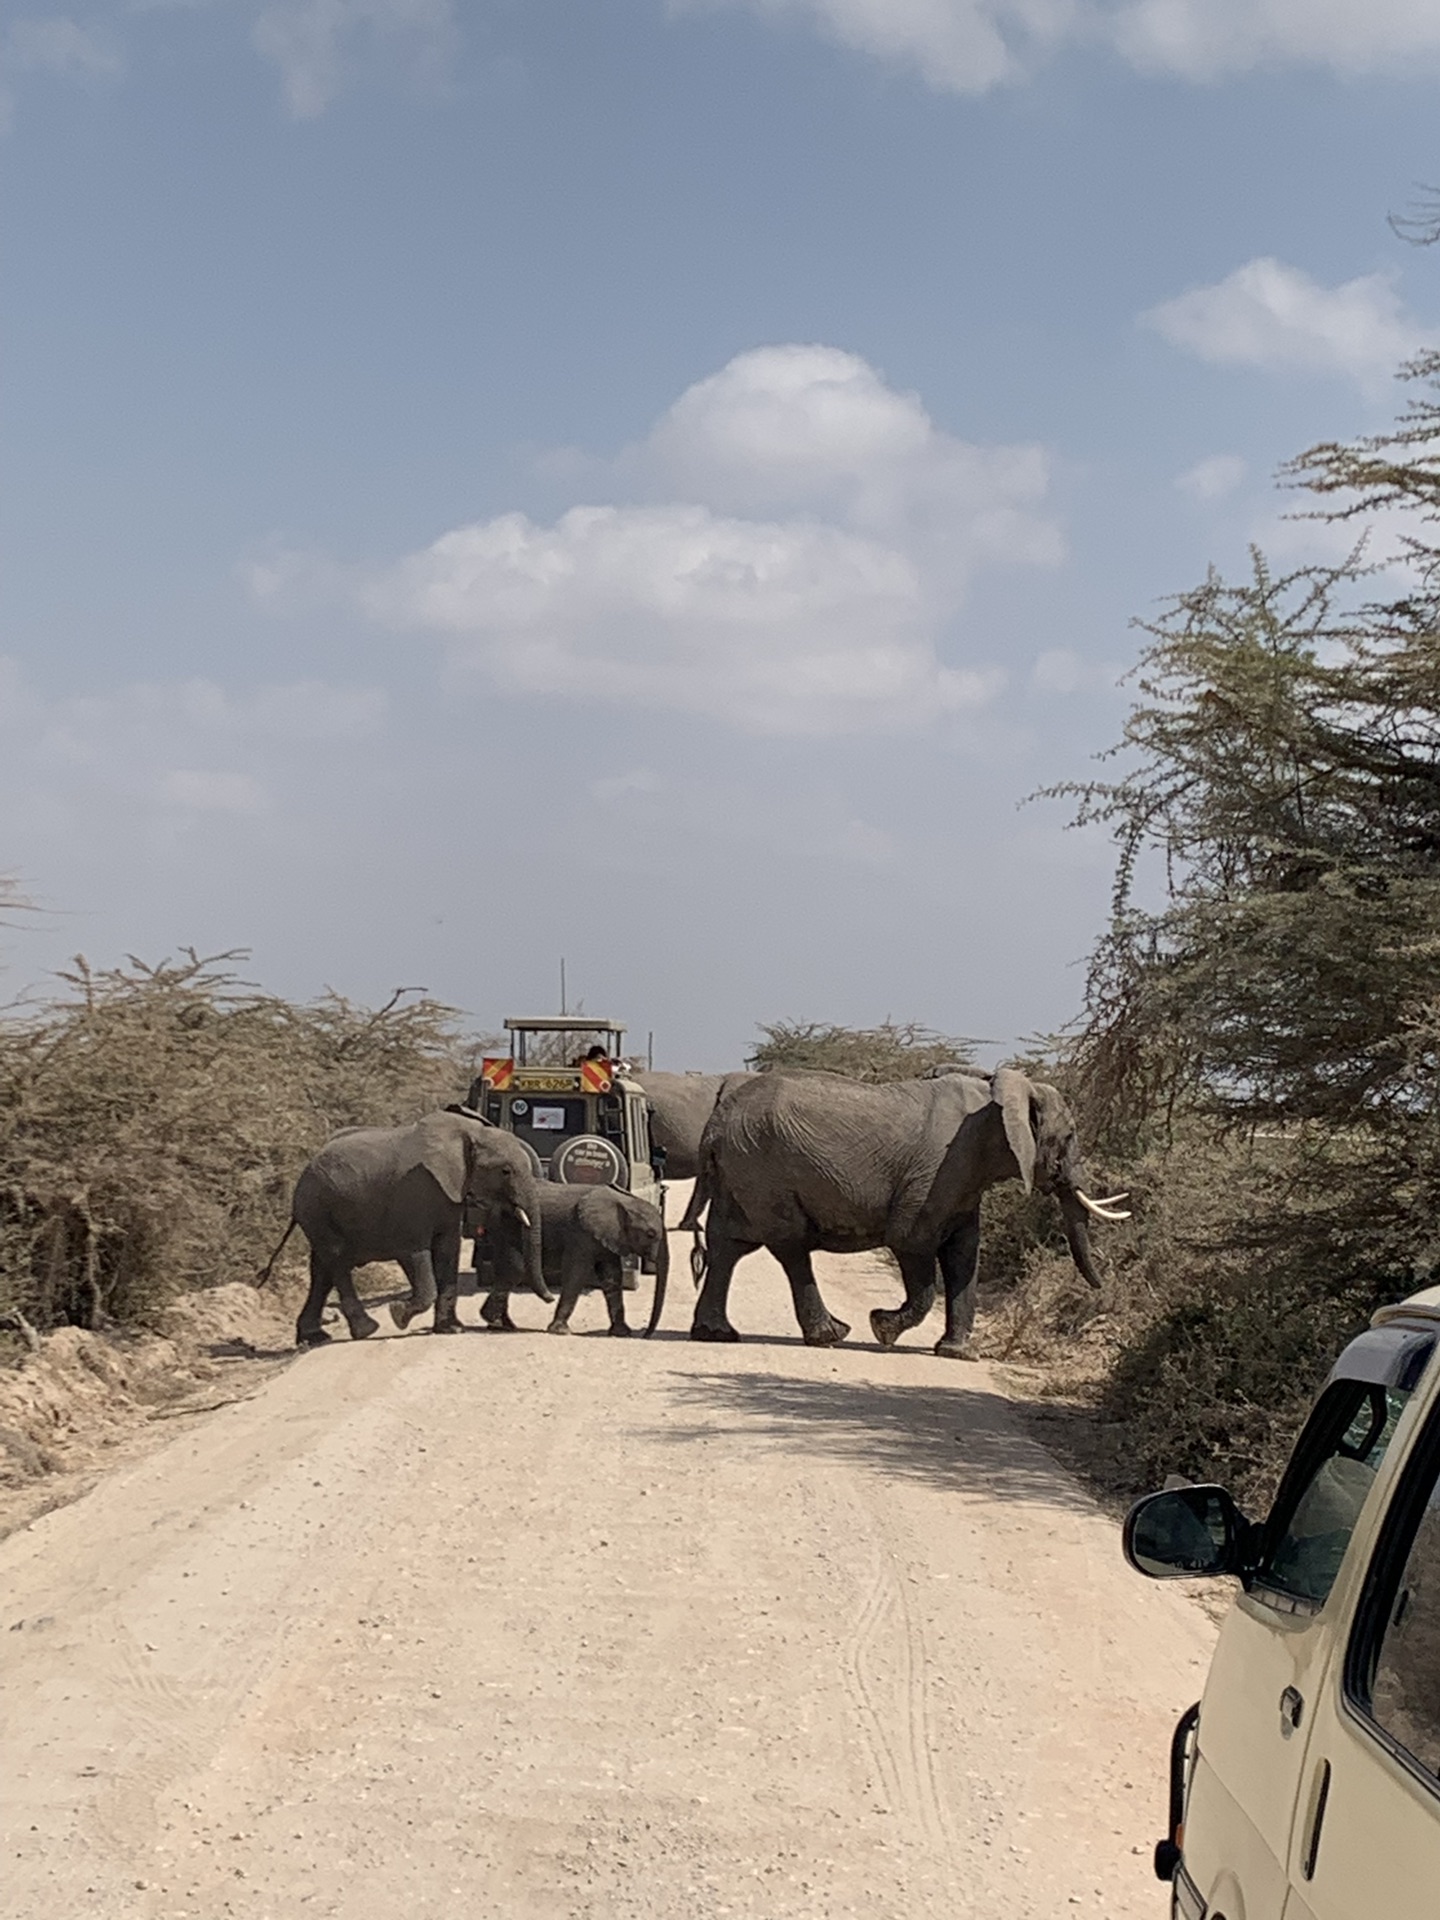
1252;1326;1436;1613
1347;1403;1440;1787
1255;1384;1412;1609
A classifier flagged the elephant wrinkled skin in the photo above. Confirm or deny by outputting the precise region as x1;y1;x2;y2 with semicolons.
634;1072;752;1182
273;1109;546;1347
480;1185;669;1338
679;1067;1115;1357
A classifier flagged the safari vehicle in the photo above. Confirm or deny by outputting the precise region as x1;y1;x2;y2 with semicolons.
465;1016;664;1288
1124;1287;1440;1920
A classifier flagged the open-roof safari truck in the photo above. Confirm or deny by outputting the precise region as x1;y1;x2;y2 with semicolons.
465;1016;664;1299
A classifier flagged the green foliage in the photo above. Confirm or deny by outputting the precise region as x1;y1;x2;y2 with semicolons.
1050;353;1440;1499
747;1018;978;1083
0;952;486;1337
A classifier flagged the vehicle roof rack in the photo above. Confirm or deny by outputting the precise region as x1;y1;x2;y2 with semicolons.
503;1016;626;1033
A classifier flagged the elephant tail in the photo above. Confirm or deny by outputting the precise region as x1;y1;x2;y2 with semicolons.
677;1151;711;1234
254;1218;298;1289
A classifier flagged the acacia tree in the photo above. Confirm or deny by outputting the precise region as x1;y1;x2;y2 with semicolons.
748;1018;977;1082
1055;357;1440;1491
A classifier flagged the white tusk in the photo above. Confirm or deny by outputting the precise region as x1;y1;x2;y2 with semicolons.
1076;1189;1133;1223
516;1208;532;1230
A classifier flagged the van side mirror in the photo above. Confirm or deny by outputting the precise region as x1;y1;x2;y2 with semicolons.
1123;1484;1251;1580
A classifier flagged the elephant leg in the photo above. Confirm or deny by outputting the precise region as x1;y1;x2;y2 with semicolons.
389;1249;436;1331
600;1256;631;1338
333;1266;380;1341
480;1290;518;1332
546;1286;579;1334
296;1246;338;1347
871;1250;939;1350
689;1213;755;1342
773;1243;849;1347
548;1241;596;1335
934;1212;981;1359
431;1224;464;1334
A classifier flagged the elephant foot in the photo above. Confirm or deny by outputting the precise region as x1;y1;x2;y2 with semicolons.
346;1313;380;1341
546;1321;571;1336
432;1316;463;1335
388;1301;415;1331
933;1337;977;1361
870;1308;903;1349
608;1323;632;1338
690;1323;741;1343
802;1316;850;1348
485;1313;519;1332
296;1326;332;1349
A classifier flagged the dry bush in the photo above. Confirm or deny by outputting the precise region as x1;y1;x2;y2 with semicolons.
978;1119;1401;1510
749;1019;978;1082
0;952;486;1345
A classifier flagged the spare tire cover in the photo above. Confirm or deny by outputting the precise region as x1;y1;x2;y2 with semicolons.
512;1138;544;1180
552;1134;627;1188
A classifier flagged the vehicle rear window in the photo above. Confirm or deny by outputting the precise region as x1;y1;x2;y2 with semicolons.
507;1097;589;1160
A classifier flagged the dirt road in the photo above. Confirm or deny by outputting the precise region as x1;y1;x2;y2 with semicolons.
1;1226;1215;1919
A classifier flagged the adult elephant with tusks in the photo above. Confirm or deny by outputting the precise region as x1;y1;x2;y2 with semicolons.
679;1067;1128;1357
478;1185;669;1337
257;1107;548;1347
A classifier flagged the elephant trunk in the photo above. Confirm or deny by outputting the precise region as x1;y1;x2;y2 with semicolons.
1057;1188;1105;1290
522;1191;551;1301
643;1223;669;1338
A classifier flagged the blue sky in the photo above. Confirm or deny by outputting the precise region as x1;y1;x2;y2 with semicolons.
3;0;1439;1065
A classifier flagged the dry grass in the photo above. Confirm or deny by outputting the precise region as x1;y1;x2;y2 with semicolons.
0;951;487;1350
973;1128;1396;1513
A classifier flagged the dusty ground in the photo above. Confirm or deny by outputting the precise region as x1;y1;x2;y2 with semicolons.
0;1212;1216;1919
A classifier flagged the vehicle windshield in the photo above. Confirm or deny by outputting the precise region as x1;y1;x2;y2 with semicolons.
513;1029;621;1066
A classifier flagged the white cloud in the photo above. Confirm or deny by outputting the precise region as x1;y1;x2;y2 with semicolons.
252;0;454;118
1029;647;1124;696
0;664;386;824
676;0;1078;96
636;343;1060;589
1112;0;1440;81
0;13;122;126
367;501;1003;735
159;769;268;814
358;346;1057;737
684;0;1440;91
588;759;900;869
1031;648;1086;694
5;16;120;78
591;767;662;801
1143;258;1435;396
1175;453;1248;502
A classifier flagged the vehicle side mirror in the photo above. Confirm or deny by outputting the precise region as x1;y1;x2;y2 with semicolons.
1123;1484;1251;1580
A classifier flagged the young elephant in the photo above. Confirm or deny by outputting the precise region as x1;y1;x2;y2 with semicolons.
481;1185;669;1338
259;1108;547;1347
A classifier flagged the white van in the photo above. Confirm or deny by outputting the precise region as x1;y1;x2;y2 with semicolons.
1124;1285;1440;1919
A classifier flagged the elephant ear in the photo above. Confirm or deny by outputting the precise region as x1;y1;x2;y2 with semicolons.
1029;1082;1073;1185
990;1068;1036;1193
415;1112;468;1206
576;1187;629;1256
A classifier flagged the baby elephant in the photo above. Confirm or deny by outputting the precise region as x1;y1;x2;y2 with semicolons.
482;1185;669;1338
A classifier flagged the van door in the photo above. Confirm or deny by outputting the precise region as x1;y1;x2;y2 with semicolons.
1181;1331;1431;1920
1280;1378;1440;1920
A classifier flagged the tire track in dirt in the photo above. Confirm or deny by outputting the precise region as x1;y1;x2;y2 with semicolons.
836;1495;953;1862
